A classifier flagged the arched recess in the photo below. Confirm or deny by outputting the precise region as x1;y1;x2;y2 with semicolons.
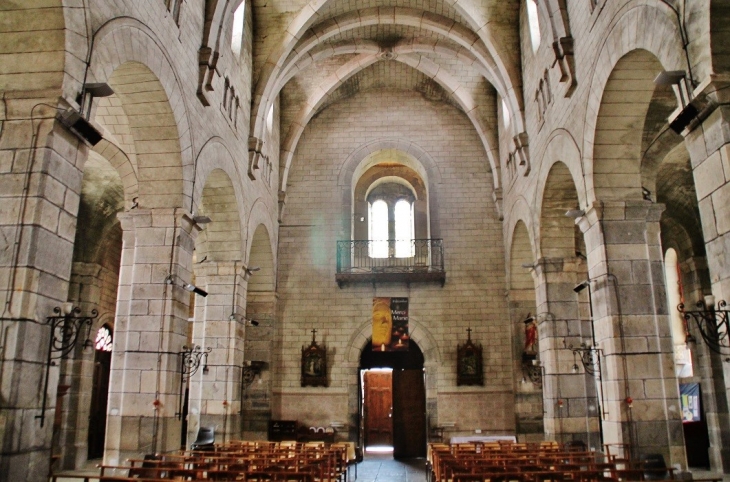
509;220;543;440
88;19;193;210
55;148;126;469
538;161;584;260
582;3;685;204
591;50;668;202
240;222;277;439
339;140;443;241
196;169;243;263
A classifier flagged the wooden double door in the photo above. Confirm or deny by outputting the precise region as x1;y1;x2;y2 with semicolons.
363;369;426;458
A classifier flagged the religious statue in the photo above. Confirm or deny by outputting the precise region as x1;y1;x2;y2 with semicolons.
524;315;537;354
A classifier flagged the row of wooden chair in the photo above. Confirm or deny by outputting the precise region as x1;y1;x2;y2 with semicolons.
428;442;673;482
51;441;353;482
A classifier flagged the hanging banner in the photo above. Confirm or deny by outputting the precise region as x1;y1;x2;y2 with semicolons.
680;383;701;423
372;297;409;351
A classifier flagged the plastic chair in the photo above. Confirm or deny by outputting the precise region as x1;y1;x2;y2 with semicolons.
191;425;215;451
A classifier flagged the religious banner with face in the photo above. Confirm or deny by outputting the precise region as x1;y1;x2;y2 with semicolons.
372;297;409;351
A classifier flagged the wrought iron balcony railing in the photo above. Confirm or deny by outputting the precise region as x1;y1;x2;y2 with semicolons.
336;239;445;287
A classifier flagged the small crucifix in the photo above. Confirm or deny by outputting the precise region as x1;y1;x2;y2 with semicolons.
311;328;317;343
466;327;472;341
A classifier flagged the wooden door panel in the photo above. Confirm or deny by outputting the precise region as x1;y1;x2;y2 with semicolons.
364;371;393;446
392;369;426;458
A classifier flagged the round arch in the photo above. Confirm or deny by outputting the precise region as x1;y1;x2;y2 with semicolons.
582;3;685;205
88;18;194;211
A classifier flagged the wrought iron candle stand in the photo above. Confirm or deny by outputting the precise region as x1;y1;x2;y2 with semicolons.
37;304;98;426
176;345;211;420
568;342;602;376
679;297;730;355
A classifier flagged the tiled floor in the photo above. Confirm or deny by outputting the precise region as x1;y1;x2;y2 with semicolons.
356;453;429;482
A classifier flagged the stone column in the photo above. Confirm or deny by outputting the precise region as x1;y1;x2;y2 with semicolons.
683;95;730;471
241;288;276;440
577;201;685;464
534;257;601;448
0;101;88;481
187;261;246;445
104;209;199;465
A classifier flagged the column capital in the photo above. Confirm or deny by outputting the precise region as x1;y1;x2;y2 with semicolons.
576;200;665;233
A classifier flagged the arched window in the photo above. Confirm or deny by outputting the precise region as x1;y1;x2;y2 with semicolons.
527;0;541;52
370;200;389;258
394;199;414;258
231;2;245;57
94;325;113;352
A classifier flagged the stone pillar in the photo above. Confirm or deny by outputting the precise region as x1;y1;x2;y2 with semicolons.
187;262;246;445
104;209;199;464
577;201;685;464
683;96;730;472
0;101;88;481
534;257;601;448
241;288;276;440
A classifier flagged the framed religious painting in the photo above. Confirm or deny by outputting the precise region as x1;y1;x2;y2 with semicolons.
457;328;483;386
301;329;328;387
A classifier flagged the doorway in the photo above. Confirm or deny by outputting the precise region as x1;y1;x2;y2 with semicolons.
360;340;426;458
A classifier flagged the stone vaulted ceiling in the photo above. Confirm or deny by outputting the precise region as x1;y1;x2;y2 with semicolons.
250;0;522;192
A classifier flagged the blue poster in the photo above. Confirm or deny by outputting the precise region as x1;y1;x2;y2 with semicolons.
680;383;701;423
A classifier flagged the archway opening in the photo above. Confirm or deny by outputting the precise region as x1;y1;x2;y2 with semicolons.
88;325;113;460
359;339;426;459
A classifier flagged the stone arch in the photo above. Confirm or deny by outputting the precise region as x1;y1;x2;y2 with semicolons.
509;220;537;293
537;161;582;260
339;139;443;240
582;2;685;204
196;169;243;263
87;18;193;210
91;138;139;210
247;224;276;294
345;315;442;366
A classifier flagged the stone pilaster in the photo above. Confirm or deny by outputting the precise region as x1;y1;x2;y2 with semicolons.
0;100;88;481
577;201;685;464
683;93;730;472
534;257;601;448
104;209;199;464
187;262;246;445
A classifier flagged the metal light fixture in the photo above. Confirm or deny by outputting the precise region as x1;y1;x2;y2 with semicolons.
183;283;208;297
568;341;602;376
565;209;585;219
37;304;98;426
176;344;211;420
679;296;730;355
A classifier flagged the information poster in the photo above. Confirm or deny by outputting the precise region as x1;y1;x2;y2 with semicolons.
372;297;409;351
680;383;701;423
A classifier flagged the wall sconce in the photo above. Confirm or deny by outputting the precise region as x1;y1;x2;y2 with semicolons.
37;304;99;426
679;296;730;355
176;345;211;420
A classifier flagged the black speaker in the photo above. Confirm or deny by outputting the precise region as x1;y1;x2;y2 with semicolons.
57;109;103;146
669;103;699;134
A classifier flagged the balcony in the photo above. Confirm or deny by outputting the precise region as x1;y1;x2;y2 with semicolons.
336;239;445;287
